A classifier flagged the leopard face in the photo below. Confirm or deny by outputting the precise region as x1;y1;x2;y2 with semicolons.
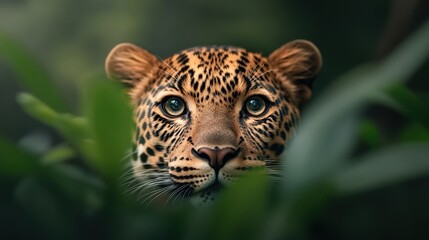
105;40;321;203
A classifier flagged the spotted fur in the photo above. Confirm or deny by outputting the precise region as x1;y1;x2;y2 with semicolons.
106;40;322;203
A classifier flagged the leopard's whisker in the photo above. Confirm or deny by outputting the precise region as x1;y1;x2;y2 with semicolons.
121;149;137;162
173;185;191;205
180;187;192;203
167;184;187;205
251;69;274;81
145;183;180;206
157;57;179;81
140;185;173;206
249;59;269;80
247;62;263;78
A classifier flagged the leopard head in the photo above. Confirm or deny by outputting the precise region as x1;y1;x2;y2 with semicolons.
105;40;321;203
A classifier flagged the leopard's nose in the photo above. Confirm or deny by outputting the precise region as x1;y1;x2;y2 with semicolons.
192;147;239;172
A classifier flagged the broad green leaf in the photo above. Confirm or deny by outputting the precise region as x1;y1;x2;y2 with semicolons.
282;181;334;238
284;108;360;191
284;20;429;190
17;93;60;127
17;93;91;157
188;171;268;240
84;80;132;181
0;137;42;176
0;33;67;112
334;143;429;195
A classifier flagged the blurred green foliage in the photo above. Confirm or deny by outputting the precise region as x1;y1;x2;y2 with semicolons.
1;1;429;239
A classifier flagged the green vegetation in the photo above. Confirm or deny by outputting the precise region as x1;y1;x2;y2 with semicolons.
1;1;428;239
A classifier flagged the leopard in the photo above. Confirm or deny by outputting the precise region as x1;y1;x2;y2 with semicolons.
105;40;322;204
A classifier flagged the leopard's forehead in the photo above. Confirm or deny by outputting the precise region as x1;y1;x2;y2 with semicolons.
154;46;278;107
171;46;267;79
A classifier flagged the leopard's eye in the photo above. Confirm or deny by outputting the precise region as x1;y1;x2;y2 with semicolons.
245;96;267;117
161;96;187;117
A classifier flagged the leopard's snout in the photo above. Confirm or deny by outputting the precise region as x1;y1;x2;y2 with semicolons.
192;147;240;172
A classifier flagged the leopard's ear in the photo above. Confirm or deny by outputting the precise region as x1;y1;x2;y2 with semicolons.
105;43;159;89
269;40;322;105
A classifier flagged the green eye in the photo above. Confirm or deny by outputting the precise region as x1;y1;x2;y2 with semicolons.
245;96;267;116
162;97;186;117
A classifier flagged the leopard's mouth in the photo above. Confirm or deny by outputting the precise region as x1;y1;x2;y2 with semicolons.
205;179;223;192
190;178;223;196
189;180;223;205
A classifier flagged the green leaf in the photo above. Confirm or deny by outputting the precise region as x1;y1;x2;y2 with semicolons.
359;119;382;149
284;19;429;190
0;33;68;112
17;93;91;158
285;108;360;191
42;144;76;165
0;137;42;176
283;181;335;237
399;123;429;143
188;171;269;240
17;93;60;127
46;164;104;210
334;143;429;195
385;84;429;129
83;80;133;181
